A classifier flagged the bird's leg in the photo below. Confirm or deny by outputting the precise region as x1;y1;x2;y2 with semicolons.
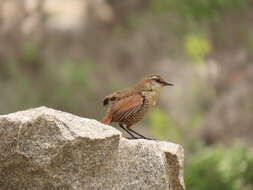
119;124;138;139
127;127;154;140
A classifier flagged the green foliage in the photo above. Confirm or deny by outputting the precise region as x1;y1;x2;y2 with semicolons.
0;48;97;116
247;32;253;54
149;0;249;20
149;108;181;142
149;0;173;15
1;58;41;111
41;58;96;112
112;26;129;39
184;34;211;64
186;143;253;190
22;40;40;63
178;0;249;21
59;58;93;89
186;78;216;129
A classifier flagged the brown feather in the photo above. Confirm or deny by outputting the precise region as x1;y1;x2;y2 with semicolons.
100;74;173;139
100;113;112;124
111;95;143;122
102;88;136;106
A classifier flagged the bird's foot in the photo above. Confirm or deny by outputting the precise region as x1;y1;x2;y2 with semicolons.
126;136;156;140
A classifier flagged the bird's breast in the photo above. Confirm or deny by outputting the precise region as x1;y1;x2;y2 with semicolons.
120;94;155;127
142;91;159;105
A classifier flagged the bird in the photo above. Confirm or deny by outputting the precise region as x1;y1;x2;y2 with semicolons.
100;74;173;140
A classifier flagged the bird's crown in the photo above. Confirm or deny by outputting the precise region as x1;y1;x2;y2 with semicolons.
134;74;173;91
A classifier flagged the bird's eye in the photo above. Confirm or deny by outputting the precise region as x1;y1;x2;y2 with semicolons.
155;78;161;83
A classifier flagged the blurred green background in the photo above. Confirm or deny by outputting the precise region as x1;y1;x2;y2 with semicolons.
0;0;253;189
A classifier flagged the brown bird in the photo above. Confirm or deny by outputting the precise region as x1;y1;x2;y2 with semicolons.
101;74;173;139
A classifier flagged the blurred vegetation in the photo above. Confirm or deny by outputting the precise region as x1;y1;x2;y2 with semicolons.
0;42;97;116
184;34;211;64
150;0;250;20
247;32;253;54
186;143;253;190
149;108;181;142
0;0;253;189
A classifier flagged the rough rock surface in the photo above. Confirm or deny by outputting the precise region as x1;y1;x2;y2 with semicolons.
0;107;184;190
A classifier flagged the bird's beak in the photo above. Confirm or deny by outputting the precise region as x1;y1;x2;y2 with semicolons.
163;81;174;86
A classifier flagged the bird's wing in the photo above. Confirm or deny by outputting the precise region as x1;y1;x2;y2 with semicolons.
111;94;143;121
102;88;133;106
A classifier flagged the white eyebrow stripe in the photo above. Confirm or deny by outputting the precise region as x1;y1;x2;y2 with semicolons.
151;76;159;79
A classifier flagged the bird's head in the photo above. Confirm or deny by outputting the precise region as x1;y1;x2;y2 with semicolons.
135;74;174;92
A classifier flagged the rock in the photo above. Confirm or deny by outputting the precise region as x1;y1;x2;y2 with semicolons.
0;107;184;190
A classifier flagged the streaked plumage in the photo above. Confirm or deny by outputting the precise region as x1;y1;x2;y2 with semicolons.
101;74;173;139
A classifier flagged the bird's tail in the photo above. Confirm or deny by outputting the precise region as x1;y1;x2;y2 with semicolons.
100;114;112;125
